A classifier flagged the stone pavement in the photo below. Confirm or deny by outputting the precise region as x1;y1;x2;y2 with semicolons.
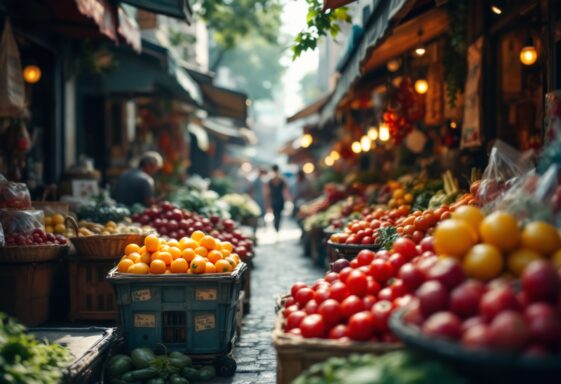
210;219;325;384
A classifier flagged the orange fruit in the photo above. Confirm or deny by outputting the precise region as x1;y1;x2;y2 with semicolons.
118;258;134;272
170;258;188;273
220;249;231;258
128;262;149;274
139;245;146;254
145;235;160;252
224;256;237;268
521;221;561;256
164;269;172;274
191;230;205;243
215;259;232;273
159;245;170;253
221;241;234;253
199;236;217;250
150;259;167;274
507;248;542;276
139;252;151;265
158;252;173;265
150;252;159;262
194;247;208;257
179;237;198;250
463;244;503;281
205;262;217;273
479;211;520;252
128;252;141;263
190;256;207;274
231;254;241;265
434;219;478;258
167;239;180;248
207;250;223;264
125;243;140;255
168;247;182;260
182;248;196;262
451;206;484;233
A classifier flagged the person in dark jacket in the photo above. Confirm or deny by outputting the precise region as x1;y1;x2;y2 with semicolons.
265;165;291;233
112;151;163;206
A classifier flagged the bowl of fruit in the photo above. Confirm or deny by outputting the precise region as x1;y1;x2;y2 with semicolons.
390;259;561;383
1;228;69;263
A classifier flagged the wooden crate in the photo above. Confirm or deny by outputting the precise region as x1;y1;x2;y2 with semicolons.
68;258;117;322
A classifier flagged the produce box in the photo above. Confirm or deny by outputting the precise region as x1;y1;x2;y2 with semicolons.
272;310;401;384
69;257;118;322
29;326;118;383
107;263;246;357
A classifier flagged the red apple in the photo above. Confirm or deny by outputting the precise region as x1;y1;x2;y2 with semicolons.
422;311;462;340
488;311;529;351
416;281;449;317
426;258;466;290
461;324;490;349
524;302;561;346
479;286;521;321
450;280;485;318
521;260;560;303
399;263;425;291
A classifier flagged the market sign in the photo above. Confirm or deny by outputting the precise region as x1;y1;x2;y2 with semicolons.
461;37;483;148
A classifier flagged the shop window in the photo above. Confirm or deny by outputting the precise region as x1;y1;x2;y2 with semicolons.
162;311;186;343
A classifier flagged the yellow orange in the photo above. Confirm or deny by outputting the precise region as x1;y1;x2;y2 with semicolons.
139;246;146;254
224;256;237;268
215;259;232;273
128;252;141;263
128;262;149;274
118;258;134;273
207;250;223;264
158;252;173;265
150;259;166;274
221;241;234;252
191;230;205;243
139;252;151;265
190;256;207;274
179;237;198;250
220;249;231;258
205;262;217;273
182;248;196;262
167;239;180;248
170;258;188;273
168;247;182;260
231;254;240;265
151;252;159;262
194;247;208;258
125;243;140;255
159;245;170;253
145;235;160;252
199;236;217;250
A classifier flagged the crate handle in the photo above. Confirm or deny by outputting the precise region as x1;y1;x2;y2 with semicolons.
65;216;80;237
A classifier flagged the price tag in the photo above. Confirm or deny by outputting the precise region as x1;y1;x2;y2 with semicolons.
194;314;215;332
134;313;156;328
196;288;217;301
132;288;151;302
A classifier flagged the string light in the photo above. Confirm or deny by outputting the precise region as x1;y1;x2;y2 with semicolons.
414;79;429;94
491;3;502;15
351;141;362;154
330;150;340;161
324;156;334;166
360;136;371;152
414;28;425;57
367;127;378;141
379;124;390;142
303;162;315;174
386;59;401;72
23;65;41;84
450;121;457;129
520;36;538;65
301;133;313;148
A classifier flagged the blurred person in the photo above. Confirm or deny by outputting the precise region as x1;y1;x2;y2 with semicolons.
265;164;292;233
293;169;316;215
249;167;268;218
113;151;163;206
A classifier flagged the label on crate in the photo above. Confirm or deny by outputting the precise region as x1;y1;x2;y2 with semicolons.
132;288;152;302
194;313;215;331
134;313;156;328
195;288;217;301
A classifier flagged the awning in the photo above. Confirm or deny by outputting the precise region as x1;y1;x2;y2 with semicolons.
203;117;256;146
118;6;141;53
187;122;209;151
121;0;193;21
319;0;414;125
286;93;331;123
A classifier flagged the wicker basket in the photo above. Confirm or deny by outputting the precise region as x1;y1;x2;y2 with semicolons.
66;217;146;260
326;241;379;263
0;244;68;263
272;309;401;384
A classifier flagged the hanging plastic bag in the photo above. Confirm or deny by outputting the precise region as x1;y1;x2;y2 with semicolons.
0;19;25;117
0;174;31;209
0;208;44;236
476;140;534;211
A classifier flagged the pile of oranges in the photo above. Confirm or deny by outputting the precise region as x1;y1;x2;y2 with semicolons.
117;231;241;275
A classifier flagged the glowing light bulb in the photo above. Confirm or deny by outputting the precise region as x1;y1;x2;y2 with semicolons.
367;127;378;141
379;124;390;142
414;46;426;57
351;141;362;154
300;133;313;148
360;136;371;152
491;5;502;14
23;65;41;84
324;156;334;166
330;150;340;161
303;162;315;174
415;79;429;94
520;46;537;65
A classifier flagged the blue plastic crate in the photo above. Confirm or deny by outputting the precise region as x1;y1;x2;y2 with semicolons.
106;262;246;356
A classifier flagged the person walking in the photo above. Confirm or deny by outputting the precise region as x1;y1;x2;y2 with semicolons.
265;165;291;234
112;151;163;206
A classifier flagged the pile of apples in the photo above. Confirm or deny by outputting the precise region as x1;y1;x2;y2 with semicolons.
131;202;253;260
4;228;68;246
402;258;561;356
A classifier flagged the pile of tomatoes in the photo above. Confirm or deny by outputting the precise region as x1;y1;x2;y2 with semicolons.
394;206;452;244
282;237;426;341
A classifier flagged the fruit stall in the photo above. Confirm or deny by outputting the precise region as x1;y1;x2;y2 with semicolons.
0;173;257;383
276;138;561;384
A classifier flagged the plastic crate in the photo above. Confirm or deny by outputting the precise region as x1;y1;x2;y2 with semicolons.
29;327;118;384
107;263;247;356
69;258;118;322
0;261;58;326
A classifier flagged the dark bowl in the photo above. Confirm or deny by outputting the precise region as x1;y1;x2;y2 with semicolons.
326;240;379;263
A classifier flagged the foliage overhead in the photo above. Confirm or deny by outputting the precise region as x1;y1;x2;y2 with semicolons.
292;0;352;60
443;0;468;108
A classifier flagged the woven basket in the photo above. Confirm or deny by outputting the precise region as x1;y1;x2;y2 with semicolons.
272;306;401;384
0;244;68;263
66;217;146;260
326;241;379;263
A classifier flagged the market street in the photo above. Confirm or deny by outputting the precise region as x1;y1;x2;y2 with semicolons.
211;219;324;384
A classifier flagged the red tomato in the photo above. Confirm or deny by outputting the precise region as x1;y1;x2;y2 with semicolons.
312;279;329;291
399;263;425;291
283;305;299;318
389;253;406;272
363;295;377;310
350;259;360;268
288;328;302;337
299;314;326;338
325;272;338;283
390;279;409;298
348;311;375;341
375;250;391;260
341;295;366;318
339;267;353;283
369;259;394;283
356;250;375;266
328;324;349;339
366;277;381;296
314;288;331;304
318;299;343;326
412;230;425;244
371;300;394;333
329;281;350;302
346;270;368;297
291;283;308;298
377;287;394;301
392;238;418;260
393;294;413;308
285;311;307;330
304;300;319;315
284;297;296;308
295;288;315;306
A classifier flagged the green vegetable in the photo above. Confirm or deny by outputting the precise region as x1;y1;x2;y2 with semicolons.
198;365;216;380
130;348;156;369
107;354;134;378
168;352;192;369
182;367;201;381
0;313;72;384
146;378;166;384
121;367;159;382
169;374;190;384
375;226;399;250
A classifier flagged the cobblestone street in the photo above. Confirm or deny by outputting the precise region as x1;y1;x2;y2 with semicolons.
211;219;325;384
